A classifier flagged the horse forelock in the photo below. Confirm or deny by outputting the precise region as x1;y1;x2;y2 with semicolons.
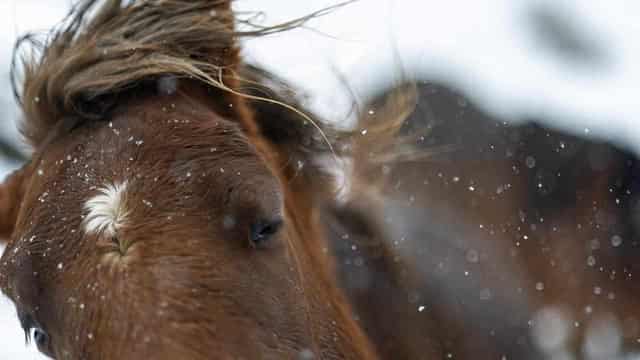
13;1;344;175
13;0;239;149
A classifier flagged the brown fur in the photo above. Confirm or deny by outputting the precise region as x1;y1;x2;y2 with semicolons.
1;1;380;359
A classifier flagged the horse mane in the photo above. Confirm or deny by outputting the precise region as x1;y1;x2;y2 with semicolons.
11;0;225;147
10;0;418;201
11;0;341;152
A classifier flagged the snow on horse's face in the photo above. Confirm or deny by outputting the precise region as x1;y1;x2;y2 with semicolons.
0;1;376;359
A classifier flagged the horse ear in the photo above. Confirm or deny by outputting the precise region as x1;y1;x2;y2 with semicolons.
0;164;31;241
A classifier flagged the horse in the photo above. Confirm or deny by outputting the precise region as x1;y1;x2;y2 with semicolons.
339;80;640;359
0;1;385;358
5;1;638;359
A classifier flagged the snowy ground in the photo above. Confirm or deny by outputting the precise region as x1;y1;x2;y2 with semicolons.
1;0;639;358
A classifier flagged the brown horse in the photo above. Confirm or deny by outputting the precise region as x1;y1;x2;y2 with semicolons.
336;80;640;359
7;1;638;360
0;1;381;359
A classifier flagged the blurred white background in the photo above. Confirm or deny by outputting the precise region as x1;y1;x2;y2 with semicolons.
0;0;639;358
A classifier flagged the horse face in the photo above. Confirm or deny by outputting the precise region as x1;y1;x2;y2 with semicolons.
0;93;323;359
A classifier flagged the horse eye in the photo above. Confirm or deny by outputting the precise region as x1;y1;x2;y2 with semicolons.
249;218;283;247
32;327;49;348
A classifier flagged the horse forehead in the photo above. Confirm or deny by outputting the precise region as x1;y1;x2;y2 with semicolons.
83;181;129;237
50;113;237;172
23;104;255;222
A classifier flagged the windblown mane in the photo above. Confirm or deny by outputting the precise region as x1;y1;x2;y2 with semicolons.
11;0;342;154
13;0;231;147
11;0;417;204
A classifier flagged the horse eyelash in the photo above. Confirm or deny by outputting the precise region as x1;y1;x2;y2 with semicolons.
20;316;49;348
18;313;35;344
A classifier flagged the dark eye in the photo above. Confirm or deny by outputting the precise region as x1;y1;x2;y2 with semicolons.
20;313;52;356
249;217;283;248
32;327;50;350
